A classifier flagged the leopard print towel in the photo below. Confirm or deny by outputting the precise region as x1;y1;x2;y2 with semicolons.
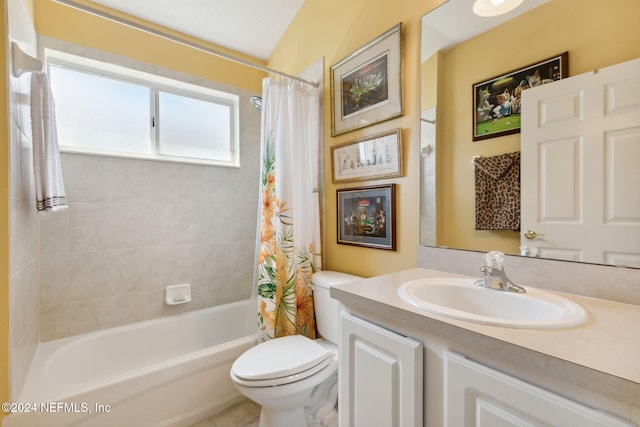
474;151;520;231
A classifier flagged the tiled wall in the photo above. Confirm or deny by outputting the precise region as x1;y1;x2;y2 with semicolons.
12;38;260;345
8;0;40;400
37;41;262;341
39;150;261;340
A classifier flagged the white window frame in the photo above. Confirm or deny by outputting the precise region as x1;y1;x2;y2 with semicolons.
45;49;241;167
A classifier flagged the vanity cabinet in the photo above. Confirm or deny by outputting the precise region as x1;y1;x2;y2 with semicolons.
339;312;423;427
332;267;640;426
338;310;637;427
445;352;634;427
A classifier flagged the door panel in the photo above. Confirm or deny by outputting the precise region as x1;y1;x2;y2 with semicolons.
521;58;640;266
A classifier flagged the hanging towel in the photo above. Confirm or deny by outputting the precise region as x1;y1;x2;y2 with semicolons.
474;151;520;231
30;71;67;212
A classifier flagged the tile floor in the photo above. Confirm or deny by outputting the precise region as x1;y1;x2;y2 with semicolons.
189;399;260;427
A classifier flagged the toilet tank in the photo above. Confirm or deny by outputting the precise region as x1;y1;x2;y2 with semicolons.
312;271;362;344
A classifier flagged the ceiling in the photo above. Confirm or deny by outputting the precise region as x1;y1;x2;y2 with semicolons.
91;0;306;61
88;0;550;64
421;0;548;61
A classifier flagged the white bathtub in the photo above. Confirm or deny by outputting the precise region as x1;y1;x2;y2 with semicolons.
4;299;257;427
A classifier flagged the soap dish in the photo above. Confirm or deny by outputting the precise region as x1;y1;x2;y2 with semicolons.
165;283;191;305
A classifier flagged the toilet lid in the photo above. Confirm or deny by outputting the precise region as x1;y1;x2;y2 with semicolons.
232;335;329;381
231;357;332;387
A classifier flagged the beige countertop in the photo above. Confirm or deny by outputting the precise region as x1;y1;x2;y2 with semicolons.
331;268;640;407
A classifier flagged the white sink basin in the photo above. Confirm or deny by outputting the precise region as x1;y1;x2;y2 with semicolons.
397;278;587;329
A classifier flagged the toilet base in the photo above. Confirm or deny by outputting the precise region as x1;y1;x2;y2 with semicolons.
251;373;338;427
259;405;307;427
304;373;338;427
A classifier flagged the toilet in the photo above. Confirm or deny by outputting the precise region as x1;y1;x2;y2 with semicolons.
230;271;361;427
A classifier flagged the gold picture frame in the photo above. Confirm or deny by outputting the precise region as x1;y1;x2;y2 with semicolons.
331;128;403;183
330;24;403;136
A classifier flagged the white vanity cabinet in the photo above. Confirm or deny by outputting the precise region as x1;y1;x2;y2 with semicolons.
332;268;640;427
445;352;635;427
339;312;423;427
338;311;637;427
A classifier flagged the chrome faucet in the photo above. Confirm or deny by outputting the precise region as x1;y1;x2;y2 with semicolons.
474;251;526;293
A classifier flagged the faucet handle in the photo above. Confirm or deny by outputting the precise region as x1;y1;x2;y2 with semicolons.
483;251;505;268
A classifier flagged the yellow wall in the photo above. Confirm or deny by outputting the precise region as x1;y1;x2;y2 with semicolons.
421;53;438;111
1;0;10;418
269;0;446;277
436;0;640;255
34;0;266;93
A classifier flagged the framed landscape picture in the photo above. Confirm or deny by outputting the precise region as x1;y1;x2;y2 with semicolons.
472;52;568;141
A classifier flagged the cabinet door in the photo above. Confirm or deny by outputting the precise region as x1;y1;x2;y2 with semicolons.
339;312;423;427
445;352;635;427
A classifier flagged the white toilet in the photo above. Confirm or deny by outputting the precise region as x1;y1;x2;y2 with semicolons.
230;271;361;427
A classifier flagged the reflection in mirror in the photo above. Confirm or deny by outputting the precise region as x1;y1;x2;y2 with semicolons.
420;0;640;267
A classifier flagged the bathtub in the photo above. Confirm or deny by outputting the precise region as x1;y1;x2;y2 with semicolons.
4;299;257;427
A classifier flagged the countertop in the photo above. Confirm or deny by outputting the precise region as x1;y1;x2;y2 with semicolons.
331;268;640;407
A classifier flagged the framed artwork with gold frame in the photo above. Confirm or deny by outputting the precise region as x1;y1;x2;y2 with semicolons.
330;24;403;136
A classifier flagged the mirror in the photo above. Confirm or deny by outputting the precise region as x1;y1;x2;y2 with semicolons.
420;0;640;267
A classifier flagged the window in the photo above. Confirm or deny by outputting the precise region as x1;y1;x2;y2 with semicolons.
157;91;232;161
47;50;240;167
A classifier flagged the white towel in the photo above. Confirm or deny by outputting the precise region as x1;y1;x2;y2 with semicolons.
30;71;67;212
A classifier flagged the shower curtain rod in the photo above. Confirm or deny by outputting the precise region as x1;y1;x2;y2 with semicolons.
53;0;320;88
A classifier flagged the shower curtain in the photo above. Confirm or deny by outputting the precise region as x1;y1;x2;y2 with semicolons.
256;77;322;342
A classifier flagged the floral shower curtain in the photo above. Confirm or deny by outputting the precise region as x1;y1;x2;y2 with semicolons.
256;77;322;342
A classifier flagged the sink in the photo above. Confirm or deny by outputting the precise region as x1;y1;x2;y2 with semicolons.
397;278;587;329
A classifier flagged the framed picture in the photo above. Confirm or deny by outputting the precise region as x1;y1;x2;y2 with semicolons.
472;52;568;141
330;24;403;136
331;128;403;183
337;184;396;251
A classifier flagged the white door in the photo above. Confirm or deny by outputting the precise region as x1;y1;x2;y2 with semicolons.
521;58;640;267
445;352;635;427
339;312;422;427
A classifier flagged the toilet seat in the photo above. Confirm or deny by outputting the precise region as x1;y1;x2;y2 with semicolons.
231;335;330;387
231;357;331;387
